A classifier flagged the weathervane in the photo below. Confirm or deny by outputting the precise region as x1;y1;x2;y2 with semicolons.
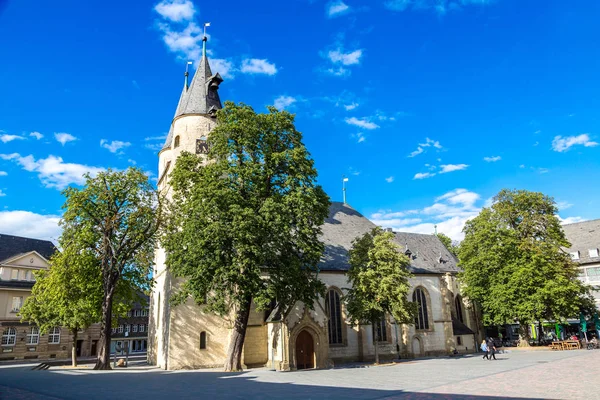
342;176;349;204
202;22;211;58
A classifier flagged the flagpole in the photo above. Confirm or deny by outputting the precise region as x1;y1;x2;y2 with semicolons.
342;176;348;204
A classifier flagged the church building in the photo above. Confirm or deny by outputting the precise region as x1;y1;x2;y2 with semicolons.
148;38;482;371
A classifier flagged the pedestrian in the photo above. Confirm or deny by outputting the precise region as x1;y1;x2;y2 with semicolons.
480;339;488;360
488;340;497;360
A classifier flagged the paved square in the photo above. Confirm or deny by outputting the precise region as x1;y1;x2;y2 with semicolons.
1;350;599;399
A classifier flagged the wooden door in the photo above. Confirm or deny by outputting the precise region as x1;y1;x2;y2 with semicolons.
91;340;97;356
295;330;314;370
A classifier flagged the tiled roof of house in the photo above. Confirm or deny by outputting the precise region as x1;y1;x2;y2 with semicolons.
320;202;459;274
0;234;56;264
562;219;600;265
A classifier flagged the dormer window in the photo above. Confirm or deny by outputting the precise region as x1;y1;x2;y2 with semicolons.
589;249;599;258
174;136;180;148
570;251;580;260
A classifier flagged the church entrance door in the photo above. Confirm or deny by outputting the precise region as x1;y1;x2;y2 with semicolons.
295;330;315;370
412;337;422;356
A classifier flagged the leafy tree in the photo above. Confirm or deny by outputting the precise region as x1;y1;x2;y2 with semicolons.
19;247;101;367
436;232;458;257
345;227;416;364
458;189;593;345
60;168;163;369
163;102;330;371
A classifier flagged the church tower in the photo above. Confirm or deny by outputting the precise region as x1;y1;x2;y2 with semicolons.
149;35;224;370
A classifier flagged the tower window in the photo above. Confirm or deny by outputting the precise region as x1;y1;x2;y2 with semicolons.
200;331;207;349
174;135;180;148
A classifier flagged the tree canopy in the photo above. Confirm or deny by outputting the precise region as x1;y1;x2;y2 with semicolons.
59;167;162;368
458;189;594;343
163;102;330;371
436;232;458;257
345;227;415;363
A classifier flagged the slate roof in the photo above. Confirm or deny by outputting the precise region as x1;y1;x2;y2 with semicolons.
162;52;223;151
562;219;600;265
0;234;56;264
320;202;459;274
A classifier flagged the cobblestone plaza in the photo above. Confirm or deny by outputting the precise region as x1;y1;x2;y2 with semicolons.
1;349;599;399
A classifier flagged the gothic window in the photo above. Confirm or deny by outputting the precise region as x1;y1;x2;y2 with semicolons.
413;288;430;330
174;135;180;148
455;295;464;324
1;327;16;346
200;331;207;349
373;316;388;342
325;289;343;345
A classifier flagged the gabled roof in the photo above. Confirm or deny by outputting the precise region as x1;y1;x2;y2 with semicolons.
162;53;223;151
0;234;56;264
319;202;459;274
562;219;600;265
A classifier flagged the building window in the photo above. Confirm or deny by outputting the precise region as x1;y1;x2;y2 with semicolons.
127;311;132;317
132;324;138;333
413;288;430;330
142;309;148;317
10;269;19;280
325;289;343;345
373;317;388;342
1;327;17;346
112;327;117;334
27;327;40;345
174;135;180;148
48;327;61;344
589;249;599;258
139;324;145;333
125;325;130;333
11;296;23;312
200;331;207;349
587;267;600;281
118;325;124;333
455;295;464;324
457;336;462;346
570;251;580;260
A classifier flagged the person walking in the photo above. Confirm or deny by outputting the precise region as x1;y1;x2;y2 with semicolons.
480;339;489;360
488;340;497;360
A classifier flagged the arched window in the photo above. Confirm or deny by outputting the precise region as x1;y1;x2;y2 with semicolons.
174;135;180;148
413;288;430;330
325;289;343;344
200;331;207;349
1;327;16;346
455;295;464;323
373;316;388;342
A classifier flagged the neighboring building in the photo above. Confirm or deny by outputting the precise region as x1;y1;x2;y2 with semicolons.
0;234;101;360
111;295;149;354
148;38;483;371
563;219;600;310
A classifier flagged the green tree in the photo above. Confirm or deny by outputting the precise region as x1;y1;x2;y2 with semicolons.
458;189;593;345
60;168;163;369
163;102;330;371
345;227;416;364
19;247;101;367
436;232;458;257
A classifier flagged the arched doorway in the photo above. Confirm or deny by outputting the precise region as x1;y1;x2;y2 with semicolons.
295;330;315;370
412;337;422;356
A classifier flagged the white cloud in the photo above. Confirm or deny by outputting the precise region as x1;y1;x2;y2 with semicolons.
0;134;25;143
240;59;278;75
439;164;469;173
328;49;363;66
144;135;167;151
0;189;5;197
54;132;77;146
385;176;394;183
559;216;586;225
552;134;598;152
128;159;137;165
0;171;7;176
483;156;501;162
274;95;297;110
384;0;494;15
344;102;359;111
345;117;379;130
353;132;366;143
156;21;203;63
414;172;435;180
327;66;350;77
0;153;105;190
100;139;131;153
370;188;483;240
409;147;424;158
210;58;235;78
556;201;573;211
327;0;350;17
154;0;195;22
0;210;62;242
30;131;43;140
408;137;442;157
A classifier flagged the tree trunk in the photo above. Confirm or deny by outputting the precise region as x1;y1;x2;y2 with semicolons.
94;288;115;370
373;320;380;365
224;296;252;372
518;322;531;347
71;329;78;367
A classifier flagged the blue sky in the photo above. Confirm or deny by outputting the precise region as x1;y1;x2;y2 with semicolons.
1;0;599;242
